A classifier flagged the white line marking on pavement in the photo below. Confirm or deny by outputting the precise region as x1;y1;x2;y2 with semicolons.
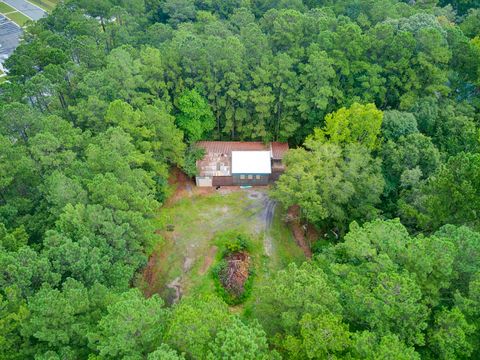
24;0;45;12
1;0;46;20
2;8;33;20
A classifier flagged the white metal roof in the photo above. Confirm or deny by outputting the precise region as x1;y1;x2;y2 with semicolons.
231;151;272;174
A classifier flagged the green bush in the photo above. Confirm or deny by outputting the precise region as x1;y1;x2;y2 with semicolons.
182;146;205;177
214;231;252;257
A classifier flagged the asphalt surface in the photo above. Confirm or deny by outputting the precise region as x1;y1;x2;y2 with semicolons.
3;0;46;20
0;0;46;65
0;14;21;64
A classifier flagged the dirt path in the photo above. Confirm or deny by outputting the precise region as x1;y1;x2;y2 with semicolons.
262;198;277;256
199;246;218;275
142;243;171;298
248;190;276;256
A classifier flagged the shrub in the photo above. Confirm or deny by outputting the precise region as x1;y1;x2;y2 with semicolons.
215;231;252;257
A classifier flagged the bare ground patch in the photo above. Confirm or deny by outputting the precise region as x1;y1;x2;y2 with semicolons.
199;245;218;275
142;240;171;298
287;205;313;258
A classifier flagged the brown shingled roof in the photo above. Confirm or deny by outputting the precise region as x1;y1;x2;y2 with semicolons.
271;142;289;160
196;141;268;155
195;141;289;178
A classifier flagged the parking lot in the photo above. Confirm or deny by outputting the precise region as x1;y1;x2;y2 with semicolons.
0;14;21;65
0;0;46;68
3;0;45;21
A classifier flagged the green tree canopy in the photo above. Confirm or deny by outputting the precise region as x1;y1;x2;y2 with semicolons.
381;110;418;141
313;103;383;150
89;289;168;359
272;141;384;233
22;279;112;359
400;152;480;231
175;89;215;143
164;296;232;359
207;318;274;360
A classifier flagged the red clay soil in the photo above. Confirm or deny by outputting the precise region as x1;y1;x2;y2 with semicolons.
287;205;313;258
166;167;214;205
220;252;251;296
142;245;166;298
167;168;271;205
168;167;192;188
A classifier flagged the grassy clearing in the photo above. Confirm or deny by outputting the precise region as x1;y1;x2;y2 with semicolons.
137;188;305;308
28;0;58;12
140;190;257;301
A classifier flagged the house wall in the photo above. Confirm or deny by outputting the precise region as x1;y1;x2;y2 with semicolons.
201;173;277;187
212;176;234;186
196;176;212;187
232;174;269;186
272;159;285;171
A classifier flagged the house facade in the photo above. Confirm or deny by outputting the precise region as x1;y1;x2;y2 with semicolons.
195;141;289;187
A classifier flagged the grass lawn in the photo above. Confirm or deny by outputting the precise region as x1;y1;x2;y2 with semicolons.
0;2;15;13
28;0;59;12
137;187;305;308
5;10;29;26
0;2;31;26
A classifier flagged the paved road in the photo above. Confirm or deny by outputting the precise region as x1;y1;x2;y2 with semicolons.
3;0;46;20
0;14;21;64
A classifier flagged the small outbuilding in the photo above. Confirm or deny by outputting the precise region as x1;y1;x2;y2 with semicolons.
195;141;289;187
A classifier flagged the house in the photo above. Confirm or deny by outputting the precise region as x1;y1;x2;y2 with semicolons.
195;141;289;187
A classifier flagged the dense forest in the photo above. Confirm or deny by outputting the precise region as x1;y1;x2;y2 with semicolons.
0;0;480;359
